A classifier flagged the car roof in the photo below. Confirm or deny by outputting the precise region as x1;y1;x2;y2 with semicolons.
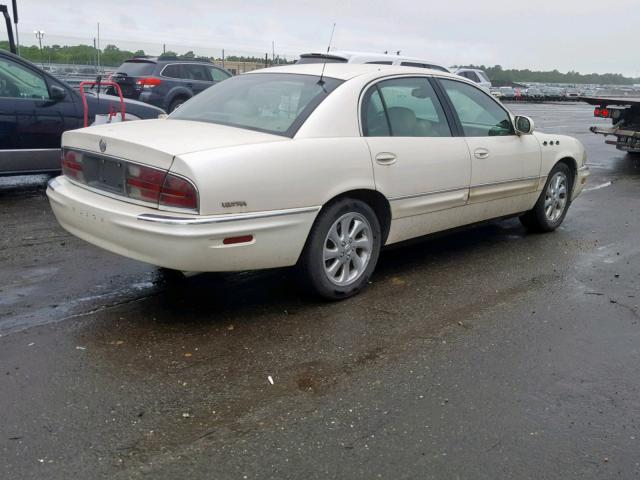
124;57;213;65
249;63;459;81
300;50;448;69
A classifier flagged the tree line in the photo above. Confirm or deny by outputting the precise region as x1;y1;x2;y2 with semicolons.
2;41;636;84
455;64;640;86
0;41;293;67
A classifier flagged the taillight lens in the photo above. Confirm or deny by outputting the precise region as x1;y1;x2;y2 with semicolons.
126;164;165;203
136;77;162;89
61;150;84;182
159;174;198;210
594;107;610;118
125;163;197;211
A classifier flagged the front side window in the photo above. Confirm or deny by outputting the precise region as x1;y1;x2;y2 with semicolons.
439;79;514;137
362;77;451;137
183;64;210;81
0;58;49;99
170;73;342;137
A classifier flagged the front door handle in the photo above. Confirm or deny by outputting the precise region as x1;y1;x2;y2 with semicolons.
474;148;490;159
375;152;397;165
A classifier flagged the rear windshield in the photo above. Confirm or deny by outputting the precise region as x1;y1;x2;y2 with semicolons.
115;60;155;76
297;55;347;64
169;73;343;137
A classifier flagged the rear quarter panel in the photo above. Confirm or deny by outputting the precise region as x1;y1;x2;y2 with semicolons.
170;137;375;216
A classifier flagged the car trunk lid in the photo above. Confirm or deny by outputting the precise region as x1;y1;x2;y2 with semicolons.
62;118;288;171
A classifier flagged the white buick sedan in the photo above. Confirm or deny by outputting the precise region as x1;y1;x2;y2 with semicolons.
47;64;589;299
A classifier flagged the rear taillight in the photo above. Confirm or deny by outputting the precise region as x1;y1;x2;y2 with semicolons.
61;150;84;182
125;163;198;211
136;77;162;89
595;107;625;121
126;164;166;203
159;175;198;210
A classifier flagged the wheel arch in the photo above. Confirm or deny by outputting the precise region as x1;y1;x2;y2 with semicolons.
321;189;392;244
555;156;578;185
166;88;193;110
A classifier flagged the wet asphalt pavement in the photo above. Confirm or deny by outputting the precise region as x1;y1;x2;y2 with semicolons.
1;103;639;479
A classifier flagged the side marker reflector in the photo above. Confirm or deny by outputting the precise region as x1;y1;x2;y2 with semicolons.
223;235;254;245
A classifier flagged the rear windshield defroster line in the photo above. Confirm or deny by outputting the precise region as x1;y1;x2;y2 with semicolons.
169;73;343;137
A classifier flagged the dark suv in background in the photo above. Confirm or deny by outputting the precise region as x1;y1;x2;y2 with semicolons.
109;57;232;112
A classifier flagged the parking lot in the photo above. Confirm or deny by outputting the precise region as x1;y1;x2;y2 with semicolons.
1;102;639;479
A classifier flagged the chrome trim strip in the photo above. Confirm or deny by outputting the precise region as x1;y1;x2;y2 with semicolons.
389;186;467;201
471;175;541;188
137;206;321;225
388;176;541;202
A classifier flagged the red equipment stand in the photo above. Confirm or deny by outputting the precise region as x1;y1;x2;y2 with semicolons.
79;80;126;127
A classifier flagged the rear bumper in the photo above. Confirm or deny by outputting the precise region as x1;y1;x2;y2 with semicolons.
47;176;319;272
572;165;590;200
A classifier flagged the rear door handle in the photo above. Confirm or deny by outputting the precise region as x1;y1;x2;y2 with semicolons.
375;152;397;165
474;148;490;159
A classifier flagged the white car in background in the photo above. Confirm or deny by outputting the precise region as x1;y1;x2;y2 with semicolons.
453;68;492;91
298;50;450;72
48;64;589;299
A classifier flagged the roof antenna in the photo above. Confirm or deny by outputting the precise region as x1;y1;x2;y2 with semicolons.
318;22;336;86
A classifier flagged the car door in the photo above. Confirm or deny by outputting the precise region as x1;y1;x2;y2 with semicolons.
181;64;213;95
362;76;471;221
436;78;541;205
0;55;79;174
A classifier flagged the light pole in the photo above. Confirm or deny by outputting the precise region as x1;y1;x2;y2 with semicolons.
33;30;44;66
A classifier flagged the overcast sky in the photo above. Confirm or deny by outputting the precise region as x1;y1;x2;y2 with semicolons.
13;0;640;76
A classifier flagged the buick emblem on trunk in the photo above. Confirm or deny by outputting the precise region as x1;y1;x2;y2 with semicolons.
99;138;107;153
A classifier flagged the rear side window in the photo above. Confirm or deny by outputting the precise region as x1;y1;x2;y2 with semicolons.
439;79;514;137
460;71;480;83
182;64;211;81
362;77;451;137
115;61;155;76
401;62;426;68
362;88;390;136
209;66;231;82
162;64;182;79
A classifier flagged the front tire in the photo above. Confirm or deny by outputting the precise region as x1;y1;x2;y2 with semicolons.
520;163;573;232
299;198;381;300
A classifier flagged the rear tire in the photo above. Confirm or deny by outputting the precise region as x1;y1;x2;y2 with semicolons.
299;198;381;300
168;97;187;113
520;163;573;232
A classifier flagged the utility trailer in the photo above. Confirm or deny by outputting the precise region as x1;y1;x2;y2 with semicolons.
582;96;640;154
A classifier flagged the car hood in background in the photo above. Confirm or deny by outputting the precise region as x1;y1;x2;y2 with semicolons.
85;93;166;118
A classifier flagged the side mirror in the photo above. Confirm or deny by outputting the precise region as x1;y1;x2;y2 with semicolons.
50;85;67;102
514;115;534;134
